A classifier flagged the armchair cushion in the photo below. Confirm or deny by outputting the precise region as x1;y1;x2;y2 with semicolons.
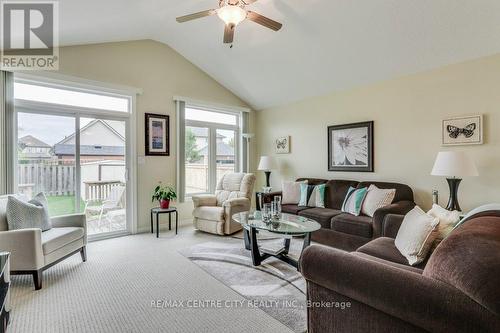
193;206;224;222
41;227;85;255
192;194;217;208
357;237;424;267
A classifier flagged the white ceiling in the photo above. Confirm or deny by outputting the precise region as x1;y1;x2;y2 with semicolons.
60;0;500;110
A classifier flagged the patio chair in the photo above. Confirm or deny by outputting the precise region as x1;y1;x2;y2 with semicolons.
85;184;126;231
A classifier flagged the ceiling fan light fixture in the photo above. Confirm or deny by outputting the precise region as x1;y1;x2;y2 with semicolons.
217;5;247;26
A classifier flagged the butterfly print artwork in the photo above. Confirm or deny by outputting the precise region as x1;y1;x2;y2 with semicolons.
442;115;483;146
447;123;476;139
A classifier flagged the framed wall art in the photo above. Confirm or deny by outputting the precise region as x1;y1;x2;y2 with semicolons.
275;136;290;154
328;121;374;172
442;115;483;146
145;113;170;156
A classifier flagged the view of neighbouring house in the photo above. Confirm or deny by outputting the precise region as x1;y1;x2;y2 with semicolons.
18;135;53;162
54;119;126;163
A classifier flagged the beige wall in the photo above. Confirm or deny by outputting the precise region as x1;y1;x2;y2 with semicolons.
255;54;500;212
54;40;252;230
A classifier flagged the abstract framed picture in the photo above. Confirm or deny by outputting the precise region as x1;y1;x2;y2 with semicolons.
328;121;374;172
442;115;483;146
275;136;290;154
145;113;170;156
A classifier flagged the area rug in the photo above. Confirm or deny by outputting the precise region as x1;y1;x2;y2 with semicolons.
179;238;307;333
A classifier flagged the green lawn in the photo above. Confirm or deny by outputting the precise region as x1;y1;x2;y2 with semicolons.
46;195;85;217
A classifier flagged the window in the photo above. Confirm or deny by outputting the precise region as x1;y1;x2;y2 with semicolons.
14;82;130;112
182;106;241;198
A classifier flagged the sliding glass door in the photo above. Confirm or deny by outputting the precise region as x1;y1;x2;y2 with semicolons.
14;77;134;239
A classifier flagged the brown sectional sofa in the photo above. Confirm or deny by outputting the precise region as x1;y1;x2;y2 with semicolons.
300;210;500;332
262;178;416;251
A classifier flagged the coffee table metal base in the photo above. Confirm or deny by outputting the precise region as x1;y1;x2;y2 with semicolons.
243;226;311;270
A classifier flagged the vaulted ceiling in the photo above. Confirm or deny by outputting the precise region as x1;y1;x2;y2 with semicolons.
60;0;500;110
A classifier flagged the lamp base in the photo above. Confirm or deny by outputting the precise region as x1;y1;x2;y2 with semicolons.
264;171;271;187
446;178;462;212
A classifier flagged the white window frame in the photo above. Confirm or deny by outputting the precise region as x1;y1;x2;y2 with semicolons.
13;73;141;241
184;105;242;198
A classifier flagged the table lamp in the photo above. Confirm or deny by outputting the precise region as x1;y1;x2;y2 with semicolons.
431;151;478;211
258;156;277;187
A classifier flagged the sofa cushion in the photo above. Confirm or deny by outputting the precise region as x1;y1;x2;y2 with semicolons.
193;206;225;222
357;237;412;266
324;180;359;210
423;216;500;316
281;204;309;215
331;213;373;238
299;208;343;228
41;227;85;255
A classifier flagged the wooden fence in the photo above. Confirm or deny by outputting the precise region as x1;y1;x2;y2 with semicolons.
18;164;75;196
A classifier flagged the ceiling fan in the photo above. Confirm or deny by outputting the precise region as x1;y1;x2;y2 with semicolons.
176;0;282;45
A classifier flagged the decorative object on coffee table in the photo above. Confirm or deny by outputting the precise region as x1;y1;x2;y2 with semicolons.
150;207;178;238
442;115;483;146
233;211;321;270
145;113;170;156
431;151;478;211
258;156;277;188
152;183;177;209
275;136;290;154
328;121;374;172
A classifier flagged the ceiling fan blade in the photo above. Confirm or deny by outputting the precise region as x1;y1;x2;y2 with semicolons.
246;11;282;31
176;9;216;23
223;24;235;44
241;0;258;4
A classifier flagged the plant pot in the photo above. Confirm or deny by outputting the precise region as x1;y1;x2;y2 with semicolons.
160;199;170;209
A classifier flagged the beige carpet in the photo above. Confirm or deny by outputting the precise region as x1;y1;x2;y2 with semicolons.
9;227;294;333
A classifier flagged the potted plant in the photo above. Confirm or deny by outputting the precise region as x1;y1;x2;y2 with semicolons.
152;183;177;209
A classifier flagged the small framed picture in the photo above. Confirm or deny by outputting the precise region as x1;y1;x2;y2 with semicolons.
275;136;290;154
442;115;483;146
328;121;374;172
145;113;169;156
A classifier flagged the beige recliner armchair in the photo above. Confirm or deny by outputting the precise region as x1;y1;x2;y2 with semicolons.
0;195;87;290
192;173;256;235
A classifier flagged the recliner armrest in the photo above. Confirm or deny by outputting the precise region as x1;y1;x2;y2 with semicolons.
0;228;44;270
300;245;498;333
372;200;415;237
192;194;217;208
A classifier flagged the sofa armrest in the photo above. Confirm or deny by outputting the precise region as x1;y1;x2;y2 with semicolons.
382;214;405;238
0;228;44;270
192;194;217;208
300;245;498;333
372;200;415;237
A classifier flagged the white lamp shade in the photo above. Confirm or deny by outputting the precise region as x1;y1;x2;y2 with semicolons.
431;151;478;177
258;156;277;171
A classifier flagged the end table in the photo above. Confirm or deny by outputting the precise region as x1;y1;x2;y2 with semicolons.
150;207;178;238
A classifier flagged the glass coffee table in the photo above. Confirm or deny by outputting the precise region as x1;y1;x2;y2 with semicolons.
233;211;321;269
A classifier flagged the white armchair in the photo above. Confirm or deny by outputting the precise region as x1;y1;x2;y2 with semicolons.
192;173;256;235
0;195;87;290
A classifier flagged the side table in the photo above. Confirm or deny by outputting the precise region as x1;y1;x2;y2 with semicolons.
150;207;178;238
0;252;10;333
